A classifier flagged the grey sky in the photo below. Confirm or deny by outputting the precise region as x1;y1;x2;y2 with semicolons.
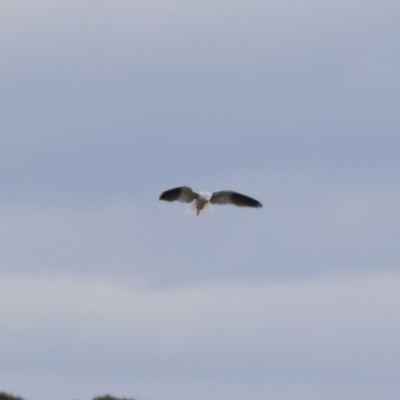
1;1;400;399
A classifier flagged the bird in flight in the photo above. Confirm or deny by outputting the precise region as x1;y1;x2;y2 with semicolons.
159;186;262;216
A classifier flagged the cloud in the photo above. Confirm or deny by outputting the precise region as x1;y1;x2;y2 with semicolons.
1;168;399;286
1;1;400;399
1;272;399;400
1;0;399;216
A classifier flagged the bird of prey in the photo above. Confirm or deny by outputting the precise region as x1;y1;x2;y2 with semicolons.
159;186;262;215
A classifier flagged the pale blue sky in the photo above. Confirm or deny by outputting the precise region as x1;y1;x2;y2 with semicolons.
1;1;400;399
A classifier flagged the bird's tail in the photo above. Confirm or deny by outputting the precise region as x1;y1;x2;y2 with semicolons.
186;201;214;216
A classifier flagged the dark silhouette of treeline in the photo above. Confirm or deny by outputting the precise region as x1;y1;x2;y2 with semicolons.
0;392;135;400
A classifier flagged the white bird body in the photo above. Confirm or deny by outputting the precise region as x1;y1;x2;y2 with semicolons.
159;186;262;216
199;191;212;200
189;191;213;215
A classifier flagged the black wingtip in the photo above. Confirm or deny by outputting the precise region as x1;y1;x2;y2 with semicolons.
231;192;263;209
159;187;183;202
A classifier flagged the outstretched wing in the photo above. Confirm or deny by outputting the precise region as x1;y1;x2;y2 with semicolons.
210;191;262;208
159;186;199;203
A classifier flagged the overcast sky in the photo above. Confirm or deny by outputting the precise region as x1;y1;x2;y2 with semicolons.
1;1;400;400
